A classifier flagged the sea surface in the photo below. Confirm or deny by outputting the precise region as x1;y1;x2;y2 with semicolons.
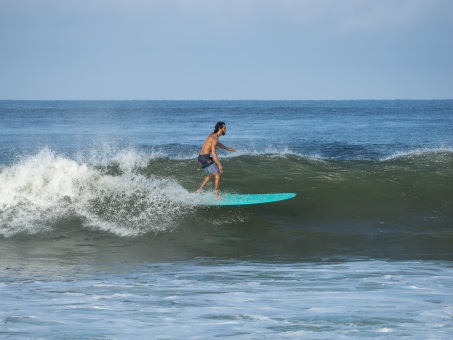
1;100;452;338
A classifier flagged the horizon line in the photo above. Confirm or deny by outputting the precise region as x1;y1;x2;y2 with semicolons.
1;98;452;101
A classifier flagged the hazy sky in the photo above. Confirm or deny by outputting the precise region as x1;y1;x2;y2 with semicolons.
1;0;452;100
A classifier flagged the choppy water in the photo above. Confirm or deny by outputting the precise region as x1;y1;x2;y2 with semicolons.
1;100;452;338
2;260;453;339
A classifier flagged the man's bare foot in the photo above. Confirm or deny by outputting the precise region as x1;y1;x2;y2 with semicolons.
214;192;224;200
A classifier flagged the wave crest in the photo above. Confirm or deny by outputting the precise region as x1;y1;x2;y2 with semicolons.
380;147;453;161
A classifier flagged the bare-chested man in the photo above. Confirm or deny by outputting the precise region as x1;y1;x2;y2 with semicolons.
197;122;236;197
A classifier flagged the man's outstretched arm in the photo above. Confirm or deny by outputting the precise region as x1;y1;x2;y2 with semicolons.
217;142;237;152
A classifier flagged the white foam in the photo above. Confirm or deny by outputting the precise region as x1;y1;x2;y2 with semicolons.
377;327;394;333
0;148;195;237
77;141;166;171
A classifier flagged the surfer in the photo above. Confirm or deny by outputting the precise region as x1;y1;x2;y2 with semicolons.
197;122;236;197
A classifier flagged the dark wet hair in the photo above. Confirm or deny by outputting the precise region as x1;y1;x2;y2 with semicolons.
213;122;226;133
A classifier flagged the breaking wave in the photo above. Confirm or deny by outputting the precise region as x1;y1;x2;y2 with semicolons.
1;146;452;238
0;148;195;237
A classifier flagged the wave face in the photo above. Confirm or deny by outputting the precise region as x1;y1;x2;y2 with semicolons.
1;148;452;244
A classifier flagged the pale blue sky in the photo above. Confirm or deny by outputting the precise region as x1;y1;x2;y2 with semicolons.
1;0;452;100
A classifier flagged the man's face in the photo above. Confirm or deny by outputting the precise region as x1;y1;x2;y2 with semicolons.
221;125;227;136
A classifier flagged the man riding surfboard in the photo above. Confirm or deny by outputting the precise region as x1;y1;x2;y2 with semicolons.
197;122;236;197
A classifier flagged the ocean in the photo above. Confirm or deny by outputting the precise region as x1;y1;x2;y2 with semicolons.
1;100;452;338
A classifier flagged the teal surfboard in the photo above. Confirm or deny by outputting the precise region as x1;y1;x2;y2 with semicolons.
196;193;296;206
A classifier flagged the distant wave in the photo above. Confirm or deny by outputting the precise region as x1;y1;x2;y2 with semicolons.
145;145;453;163
379;147;453;161
39;141;452;164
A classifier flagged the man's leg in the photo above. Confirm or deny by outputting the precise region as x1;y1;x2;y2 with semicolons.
197;174;213;192
213;173;221;197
